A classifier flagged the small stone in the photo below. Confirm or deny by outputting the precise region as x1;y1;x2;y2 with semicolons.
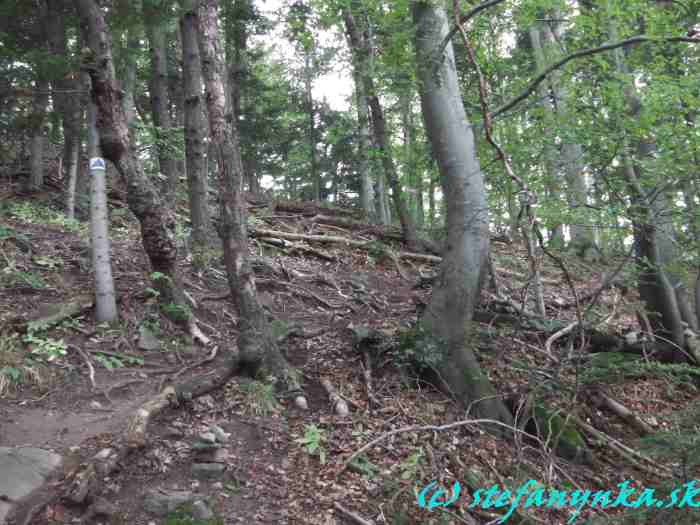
89;400;104;410
191;463;225;480
137;325;161;351
164;426;185;439
211;448;229;463
209;424;230;443
191;500;214;521
143;489;195;516
199;432;216;444
212;482;223;490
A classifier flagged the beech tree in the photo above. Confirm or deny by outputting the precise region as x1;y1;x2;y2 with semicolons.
413;0;513;429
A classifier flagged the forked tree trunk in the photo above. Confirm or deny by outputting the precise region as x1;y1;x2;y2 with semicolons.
413;1;512;431
194;0;305;400
180;0;214;250
74;0;199;336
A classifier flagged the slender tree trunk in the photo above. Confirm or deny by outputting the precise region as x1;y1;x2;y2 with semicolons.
536;15;596;254
413;1;512;430
343;7;375;220
75;0;198;336
145;0;177;202
194;0;304;401
168;31;186;188
304;52;320;202
180;1;214;250
85;72;118;322
26;79;49;193
342;3;416;244
528;24;564;248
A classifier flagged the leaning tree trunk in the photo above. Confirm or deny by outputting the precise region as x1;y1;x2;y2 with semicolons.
194;0;305;403
180;0;214;251
74;0;205;340
413;1;513;431
144;0;177;203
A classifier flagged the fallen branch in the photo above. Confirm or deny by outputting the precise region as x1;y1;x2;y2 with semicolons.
333;502;374;525
249;227;441;264
338;418;517;475
69;344;96;389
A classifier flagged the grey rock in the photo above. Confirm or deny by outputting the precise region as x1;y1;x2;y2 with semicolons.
209;424;230;443
143;489;195;516
0;447;63;524
137;325;161;351
191;463;225;480
198;432;216;444
191;500;214;521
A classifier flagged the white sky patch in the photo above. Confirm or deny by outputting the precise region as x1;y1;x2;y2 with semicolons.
255;0;352;110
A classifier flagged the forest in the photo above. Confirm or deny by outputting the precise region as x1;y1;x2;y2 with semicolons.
0;0;699;524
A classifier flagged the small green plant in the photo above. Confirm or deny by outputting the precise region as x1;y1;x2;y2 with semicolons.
295;424;326;464
144;286;160;299
163;302;191;322
22;332;67;361
163;504;223;525
397;322;446;373
0;333;46;395
32;255;63;271
399;448;424;480
239;380;281;417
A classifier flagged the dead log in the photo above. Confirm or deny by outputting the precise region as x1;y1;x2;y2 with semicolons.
273;200;362;218
249;227;441;264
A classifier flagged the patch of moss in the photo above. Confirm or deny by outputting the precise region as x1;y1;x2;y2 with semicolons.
397;322;447;373
532;405;591;464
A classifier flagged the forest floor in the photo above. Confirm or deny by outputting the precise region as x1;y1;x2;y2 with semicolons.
1;180;699;525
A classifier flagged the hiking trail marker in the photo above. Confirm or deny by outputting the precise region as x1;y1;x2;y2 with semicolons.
89;157;106;171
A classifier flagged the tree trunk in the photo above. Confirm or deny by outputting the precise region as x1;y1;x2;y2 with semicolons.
342;6;375;220
413;1;512;431
180;0;214;250
26;78;49;193
85;72;118;322
528;24;564;248
194;0;304;398
145;0;177;202
304;52;320;203
74;0;196;334
608;5;686;352
342;3;416;244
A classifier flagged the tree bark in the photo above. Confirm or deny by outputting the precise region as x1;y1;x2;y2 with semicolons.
85;73;118;322
74;0;196;334
342;3;417;244
342;5;375;220
180;0;214;250
194;0;304;398
607;4;687;352
144;0;177;202
413;1;512;431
